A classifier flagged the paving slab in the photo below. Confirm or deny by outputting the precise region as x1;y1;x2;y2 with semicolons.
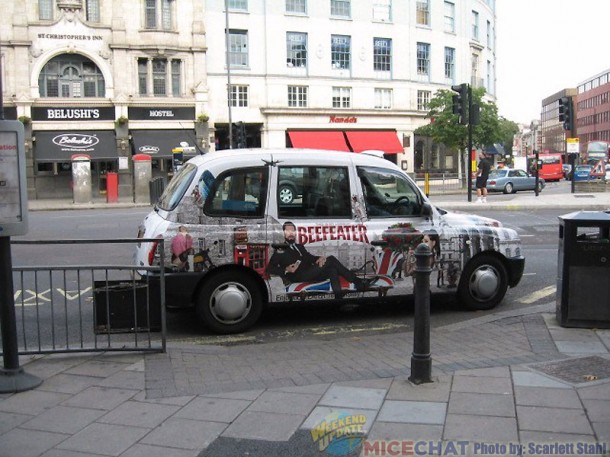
0;411;32;434
0;427;68;457
514;386;583;408
36;373;101;395
246;390;321;415
97;400;180;428
555;341;609;354
512;370;572;388
140;417;227;450
301;406;378;433
118;443;199;457
451;375;513;395
443;414;518;441
20;405;105;434
447;392;515;417
221;411;305;441
62;386;138;411
516;406;594;435
581;399;610;422
174;397;251;423
377;400;446;425
386;376;451;402
367;421;443;441
318;385;387;410
56;422;150;456
0;390;70;415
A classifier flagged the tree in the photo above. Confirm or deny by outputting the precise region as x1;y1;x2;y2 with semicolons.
415;87;503;150
414;86;506;177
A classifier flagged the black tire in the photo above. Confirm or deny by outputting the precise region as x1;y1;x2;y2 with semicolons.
457;254;508;311
537;182;543;193
279;185;295;204
503;182;514;194
196;271;263;334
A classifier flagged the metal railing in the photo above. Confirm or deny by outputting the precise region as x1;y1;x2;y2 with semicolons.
413;172;466;195
4;239;166;356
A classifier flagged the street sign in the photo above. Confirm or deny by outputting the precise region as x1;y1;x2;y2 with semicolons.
566;138;579;154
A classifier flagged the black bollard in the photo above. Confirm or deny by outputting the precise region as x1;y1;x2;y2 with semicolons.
409;242;433;385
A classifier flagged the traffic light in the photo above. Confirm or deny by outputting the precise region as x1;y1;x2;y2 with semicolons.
558;97;574;131
451;83;468;125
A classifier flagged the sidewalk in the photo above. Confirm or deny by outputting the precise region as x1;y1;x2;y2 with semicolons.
1;302;609;457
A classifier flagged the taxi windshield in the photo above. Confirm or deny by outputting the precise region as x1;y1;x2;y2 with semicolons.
157;163;197;211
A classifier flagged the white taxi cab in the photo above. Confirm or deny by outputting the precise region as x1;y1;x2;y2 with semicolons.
135;149;524;334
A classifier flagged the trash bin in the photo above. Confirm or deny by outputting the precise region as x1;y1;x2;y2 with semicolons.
93;280;161;333
106;172;118;203
557;211;610;328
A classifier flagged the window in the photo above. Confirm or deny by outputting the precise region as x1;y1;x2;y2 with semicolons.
287;32;307;68
416;0;430;26
332;87;351;108
486;20;492;48
417;90;431;111
444;1;455;33
331;35;351;70
472;11;479;40
357;166;422;218
373;38;391;73
85;0;100;22
229;30;249;67
38;55;105;98
137;58;182;97
39;0;53;20
331;0;351;18
205;167;268;218
288;86;308;107
373;0;391;22
286;0;307;14
278;167;350;219
145;0;173;30
375;88;392;109
416;42;430;76
444;47;455;80
487;60;492;93
230;85;249;107
228;0;248;10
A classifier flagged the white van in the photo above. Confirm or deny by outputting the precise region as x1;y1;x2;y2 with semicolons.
135;149;524;334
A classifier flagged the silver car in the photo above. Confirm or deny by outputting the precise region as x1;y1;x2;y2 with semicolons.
485;168;545;194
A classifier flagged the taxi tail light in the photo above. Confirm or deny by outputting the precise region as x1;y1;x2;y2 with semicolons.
147;236;162;266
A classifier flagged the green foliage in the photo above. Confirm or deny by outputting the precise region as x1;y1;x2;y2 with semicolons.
414;87;504;152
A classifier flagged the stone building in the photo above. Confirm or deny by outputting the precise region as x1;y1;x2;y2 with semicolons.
0;0;497;200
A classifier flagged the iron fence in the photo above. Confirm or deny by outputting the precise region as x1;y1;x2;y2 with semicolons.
413;172;466;195
4;239;166;356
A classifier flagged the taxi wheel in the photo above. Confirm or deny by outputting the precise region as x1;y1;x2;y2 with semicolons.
457;255;508;311
197;272;263;334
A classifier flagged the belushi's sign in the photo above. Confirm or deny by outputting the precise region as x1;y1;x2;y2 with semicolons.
52;133;100;151
32;106;115;121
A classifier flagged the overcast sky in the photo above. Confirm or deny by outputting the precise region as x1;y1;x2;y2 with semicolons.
495;0;610;125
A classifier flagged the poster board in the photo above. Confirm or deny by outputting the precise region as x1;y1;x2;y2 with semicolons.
0;120;28;236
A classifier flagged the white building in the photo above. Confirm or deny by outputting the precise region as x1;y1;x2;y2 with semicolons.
0;0;496;199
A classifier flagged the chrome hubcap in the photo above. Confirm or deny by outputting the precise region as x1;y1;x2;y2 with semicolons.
209;282;251;323
468;266;500;301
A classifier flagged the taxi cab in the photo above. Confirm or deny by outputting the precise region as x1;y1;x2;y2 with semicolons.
135;149;525;334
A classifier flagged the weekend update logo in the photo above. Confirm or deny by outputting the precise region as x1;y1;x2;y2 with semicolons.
310;412;366;455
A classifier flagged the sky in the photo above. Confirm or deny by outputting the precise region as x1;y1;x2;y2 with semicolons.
495;0;610;125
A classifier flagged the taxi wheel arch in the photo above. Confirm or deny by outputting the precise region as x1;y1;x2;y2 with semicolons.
457;253;509;311
196;270;264;334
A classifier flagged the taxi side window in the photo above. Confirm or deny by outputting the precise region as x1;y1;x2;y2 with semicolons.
204;167;268;217
357;166;421;218
277;166;351;219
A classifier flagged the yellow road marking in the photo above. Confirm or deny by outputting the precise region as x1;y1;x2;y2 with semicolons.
519;285;556;304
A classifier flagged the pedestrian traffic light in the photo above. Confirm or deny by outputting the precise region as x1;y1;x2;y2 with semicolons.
558;97;574;131
451;83;468;125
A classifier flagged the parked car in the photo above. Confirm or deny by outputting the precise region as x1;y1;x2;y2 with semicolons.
476;168;545;194
136;149;525;334
573;164;595;182
278;167;304;204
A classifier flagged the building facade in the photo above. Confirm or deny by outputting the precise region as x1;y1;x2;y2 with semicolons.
0;0;497;199
576;68;610;155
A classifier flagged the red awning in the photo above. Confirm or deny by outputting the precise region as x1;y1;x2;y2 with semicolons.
345;131;404;154
287;131;350;151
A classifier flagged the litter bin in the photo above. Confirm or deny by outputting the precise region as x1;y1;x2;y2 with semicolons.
557;211;610;328
106;171;118;203
93;280;161;333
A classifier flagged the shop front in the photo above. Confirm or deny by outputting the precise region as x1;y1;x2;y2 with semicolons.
34;130;118;199
130;129;198;180
286;129;404;164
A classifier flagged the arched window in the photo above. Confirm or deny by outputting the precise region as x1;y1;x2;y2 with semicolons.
38;54;105;98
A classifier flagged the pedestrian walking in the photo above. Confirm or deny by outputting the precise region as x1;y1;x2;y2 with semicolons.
475;151;492;203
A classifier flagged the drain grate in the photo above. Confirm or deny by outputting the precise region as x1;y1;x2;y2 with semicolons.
530;356;610;384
